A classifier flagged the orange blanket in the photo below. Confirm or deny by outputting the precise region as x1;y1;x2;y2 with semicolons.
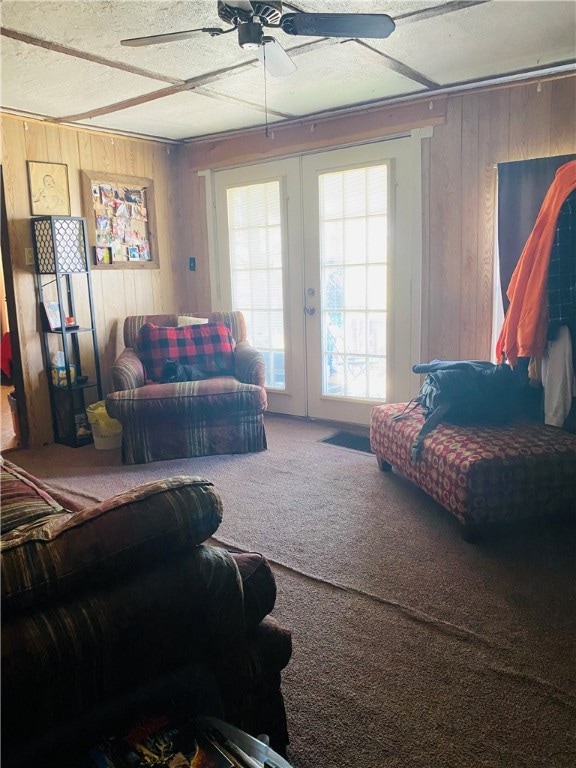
496;160;576;367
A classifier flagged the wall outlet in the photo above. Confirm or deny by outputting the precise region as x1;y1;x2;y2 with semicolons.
189;257;196;271
25;247;35;266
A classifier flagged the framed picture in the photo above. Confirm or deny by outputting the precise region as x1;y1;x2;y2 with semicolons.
80;171;159;270
27;162;71;216
41;301;63;331
95;246;111;265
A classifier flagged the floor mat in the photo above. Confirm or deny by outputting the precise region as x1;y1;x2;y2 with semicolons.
320;430;372;453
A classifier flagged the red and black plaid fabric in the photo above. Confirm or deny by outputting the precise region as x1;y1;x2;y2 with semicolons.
137;322;236;381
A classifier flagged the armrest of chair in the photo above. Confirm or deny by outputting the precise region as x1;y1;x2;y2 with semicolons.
235;341;266;386
1;476;223;617
111;347;146;391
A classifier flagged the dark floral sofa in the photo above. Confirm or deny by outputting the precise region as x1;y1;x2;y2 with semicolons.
106;311;267;464
1;457;291;767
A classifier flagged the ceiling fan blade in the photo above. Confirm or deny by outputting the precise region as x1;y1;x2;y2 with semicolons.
280;13;396;39
120;28;224;47
256;37;297;77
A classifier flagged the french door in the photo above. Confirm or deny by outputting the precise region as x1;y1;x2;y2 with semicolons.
209;134;424;425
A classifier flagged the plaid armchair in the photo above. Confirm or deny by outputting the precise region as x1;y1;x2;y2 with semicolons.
106;312;267;464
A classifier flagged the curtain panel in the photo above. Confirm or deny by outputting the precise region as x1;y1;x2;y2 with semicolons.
497;153;576;312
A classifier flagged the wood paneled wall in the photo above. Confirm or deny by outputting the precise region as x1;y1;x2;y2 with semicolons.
2;74;575;446
180;74;576;364
0;116;198;447
425;76;575;362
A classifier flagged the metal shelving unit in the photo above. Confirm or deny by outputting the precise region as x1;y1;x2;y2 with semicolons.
32;215;102;447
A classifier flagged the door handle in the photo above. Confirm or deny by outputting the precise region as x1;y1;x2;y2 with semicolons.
304;306;316;315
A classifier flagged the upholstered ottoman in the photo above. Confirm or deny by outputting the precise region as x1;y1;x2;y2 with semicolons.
370;402;576;540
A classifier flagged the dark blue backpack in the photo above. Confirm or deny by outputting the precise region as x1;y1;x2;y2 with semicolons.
395;360;523;460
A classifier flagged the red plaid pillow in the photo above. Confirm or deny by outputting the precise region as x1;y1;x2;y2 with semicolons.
137;322;236;381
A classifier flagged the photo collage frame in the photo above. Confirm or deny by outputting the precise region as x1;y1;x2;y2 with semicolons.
81;171;159;269
92;182;150;264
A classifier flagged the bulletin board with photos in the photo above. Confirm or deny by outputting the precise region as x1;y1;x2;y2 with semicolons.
80;171;159;269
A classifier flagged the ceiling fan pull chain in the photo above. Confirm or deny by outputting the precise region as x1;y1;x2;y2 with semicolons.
263;45;270;139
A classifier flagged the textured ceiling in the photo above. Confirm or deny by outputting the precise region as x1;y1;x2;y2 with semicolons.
1;0;575;142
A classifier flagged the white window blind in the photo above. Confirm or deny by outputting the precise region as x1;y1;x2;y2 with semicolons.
319;164;388;399
226;181;285;389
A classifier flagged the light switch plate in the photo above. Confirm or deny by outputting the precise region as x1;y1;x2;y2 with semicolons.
25;247;35;266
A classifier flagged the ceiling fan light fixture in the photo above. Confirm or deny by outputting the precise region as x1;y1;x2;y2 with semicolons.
121;4;398;71
238;20;263;49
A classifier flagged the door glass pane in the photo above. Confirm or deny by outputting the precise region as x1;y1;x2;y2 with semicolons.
227;182;285;390
319;164;388;399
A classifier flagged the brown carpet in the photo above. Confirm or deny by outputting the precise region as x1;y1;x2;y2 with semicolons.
9;414;576;768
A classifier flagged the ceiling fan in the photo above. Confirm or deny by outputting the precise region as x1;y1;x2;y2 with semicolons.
121;1;396;77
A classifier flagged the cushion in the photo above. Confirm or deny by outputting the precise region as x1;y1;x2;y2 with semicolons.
137;322;236;381
177;315;208;326
1;476;223;616
232;552;277;628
